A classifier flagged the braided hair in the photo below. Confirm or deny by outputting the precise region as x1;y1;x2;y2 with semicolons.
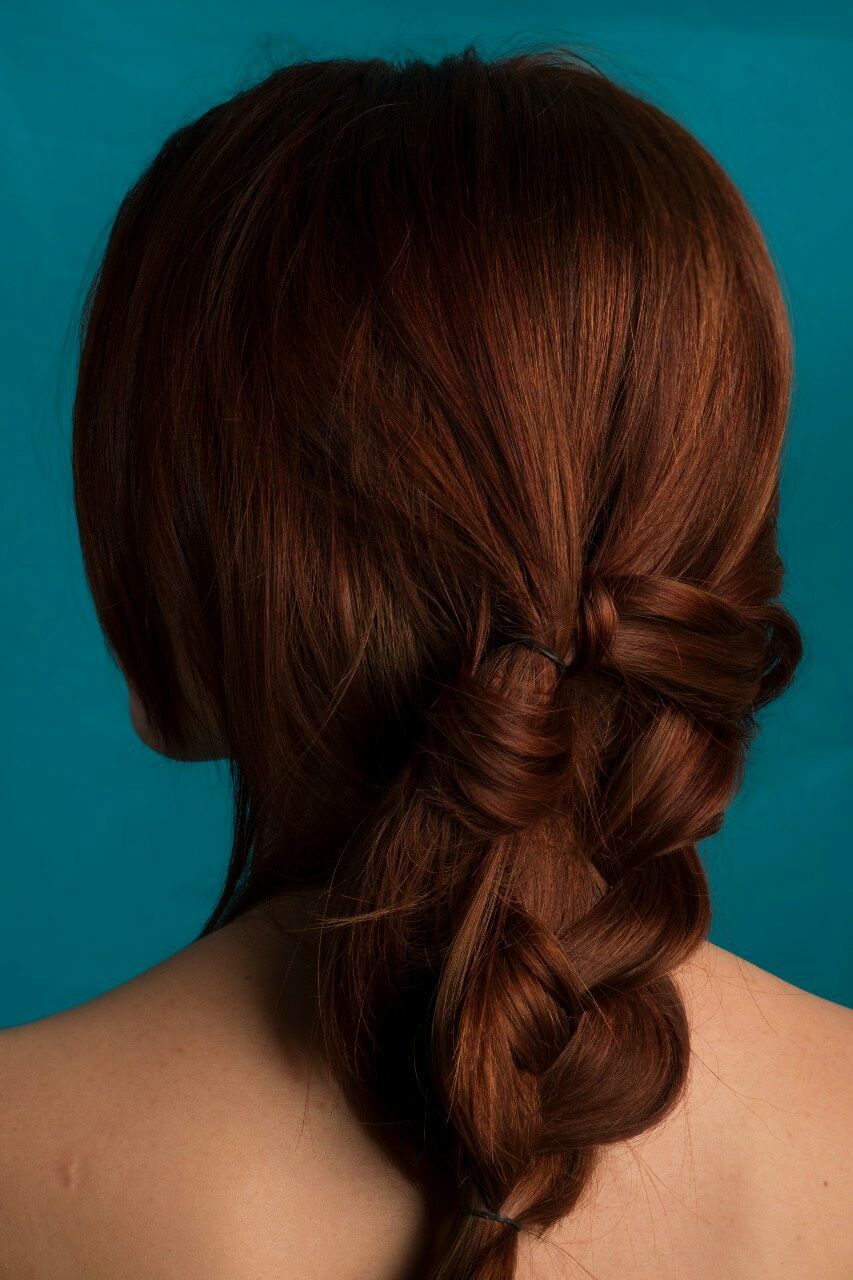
72;45;801;1280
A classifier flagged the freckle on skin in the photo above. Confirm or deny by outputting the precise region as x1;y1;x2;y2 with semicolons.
54;1155;82;1191
823;1179;828;1187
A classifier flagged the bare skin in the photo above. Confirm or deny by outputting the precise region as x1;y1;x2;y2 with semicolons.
0;891;850;1280
0;687;849;1277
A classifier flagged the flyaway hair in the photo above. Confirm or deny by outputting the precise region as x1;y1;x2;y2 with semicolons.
72;45;802;1279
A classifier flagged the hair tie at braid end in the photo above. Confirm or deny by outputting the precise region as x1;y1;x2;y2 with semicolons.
459;1205;522;1231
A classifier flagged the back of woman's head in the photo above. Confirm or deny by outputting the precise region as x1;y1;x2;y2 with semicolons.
71;44;801;1279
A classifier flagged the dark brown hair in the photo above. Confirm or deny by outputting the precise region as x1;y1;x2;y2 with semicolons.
72;45;801;1279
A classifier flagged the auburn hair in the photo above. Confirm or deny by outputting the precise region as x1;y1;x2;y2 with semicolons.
71;45;802;1280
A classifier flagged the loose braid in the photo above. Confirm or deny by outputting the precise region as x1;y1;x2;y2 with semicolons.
313;564;799;1279
71;43;803;1280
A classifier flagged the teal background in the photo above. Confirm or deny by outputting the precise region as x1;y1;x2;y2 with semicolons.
1;3;850;1026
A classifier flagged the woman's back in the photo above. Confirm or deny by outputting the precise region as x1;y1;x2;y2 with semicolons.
0;899;849;1279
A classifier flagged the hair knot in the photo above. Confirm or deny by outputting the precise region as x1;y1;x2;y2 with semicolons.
567;576;619;675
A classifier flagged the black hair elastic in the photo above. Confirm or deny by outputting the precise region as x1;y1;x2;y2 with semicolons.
460;1206;522;1231
503;635;569;676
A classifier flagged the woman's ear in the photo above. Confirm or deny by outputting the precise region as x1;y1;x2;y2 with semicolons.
128;680;163;753
126;678;225;762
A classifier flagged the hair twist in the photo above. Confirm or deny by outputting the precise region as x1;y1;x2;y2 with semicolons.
565;574;620;675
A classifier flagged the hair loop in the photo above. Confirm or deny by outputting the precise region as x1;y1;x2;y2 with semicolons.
566;575;619;675
486;579;621;682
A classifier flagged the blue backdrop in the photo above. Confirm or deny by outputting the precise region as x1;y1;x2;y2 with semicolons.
1;2;850;1025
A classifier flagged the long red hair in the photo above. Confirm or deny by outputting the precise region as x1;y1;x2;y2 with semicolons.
72;45;801;1278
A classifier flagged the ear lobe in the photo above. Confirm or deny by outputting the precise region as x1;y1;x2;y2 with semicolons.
127;680;223;761
128;681;167;755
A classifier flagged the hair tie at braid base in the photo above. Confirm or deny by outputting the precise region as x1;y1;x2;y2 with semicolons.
503;636;569;676
459;1205;522;1231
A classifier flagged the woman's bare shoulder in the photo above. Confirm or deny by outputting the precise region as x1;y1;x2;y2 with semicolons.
546;940;853;1280
694;942;852;1270
680;938;853;1123
0;938;283;1278
0;931;849;1279
640;942;845;1269
0;920;434;1280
